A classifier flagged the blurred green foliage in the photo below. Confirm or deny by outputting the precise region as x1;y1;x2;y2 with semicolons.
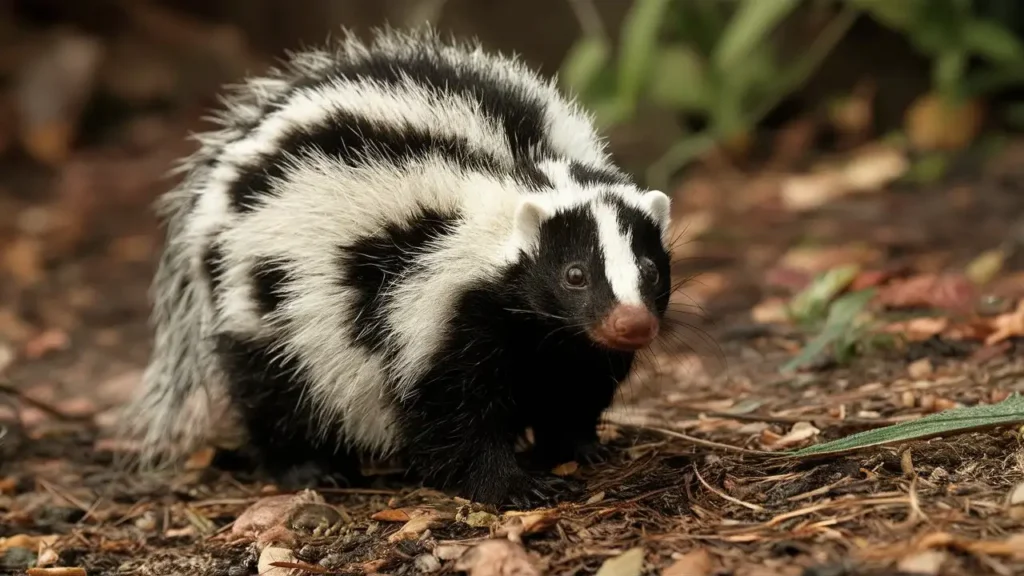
559;0;1024;188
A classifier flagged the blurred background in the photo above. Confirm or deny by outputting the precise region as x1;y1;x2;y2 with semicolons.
0;0;1023;411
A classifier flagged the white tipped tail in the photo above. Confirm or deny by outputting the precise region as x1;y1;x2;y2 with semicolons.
115;185;232;470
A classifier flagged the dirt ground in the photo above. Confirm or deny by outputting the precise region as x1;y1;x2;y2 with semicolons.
4;7;1024;576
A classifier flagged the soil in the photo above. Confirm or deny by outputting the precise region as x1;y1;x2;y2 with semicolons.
3;6;1024;576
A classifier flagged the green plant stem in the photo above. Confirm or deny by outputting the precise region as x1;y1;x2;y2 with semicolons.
645;132;719;191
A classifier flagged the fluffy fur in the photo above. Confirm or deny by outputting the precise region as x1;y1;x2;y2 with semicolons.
122;26;674;506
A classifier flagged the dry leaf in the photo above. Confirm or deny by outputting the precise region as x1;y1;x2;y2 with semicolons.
764;422;820;449
663;548;715;576
966;248;1006;285
434;544;469;561
780;145;907;211
257;546;301;576
778;244;882;275
454;539;540;576
595;547;645;576
881;317;949;341
496;508;560;543
897;550;946;575
906;93;984;151
371;508;411;523
388;508;451;543
875;274;977;312
985;300;1024;345
0;534;59;553
551;461;578;476
907;358;933;380
232;490;323;539
750;298;790;324
22;329;69;360
3;237;44;286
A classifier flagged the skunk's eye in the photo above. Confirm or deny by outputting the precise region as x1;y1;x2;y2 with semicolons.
640;257;659;284
563;265;587;288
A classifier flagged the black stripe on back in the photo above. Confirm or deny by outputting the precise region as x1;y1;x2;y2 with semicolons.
568;160;632;188
229;108;552;213
337;205;463;354
292;47;552;161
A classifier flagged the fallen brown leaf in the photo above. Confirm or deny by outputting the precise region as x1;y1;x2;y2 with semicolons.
388;508;452;543
762;422;819;450
777;244;882;275
551;461;578;476
595;547;645;576
454;539;540;576
3;237;44;286
897;550;947;575
663;548;715;576
907;358;933;380
780;144;908;211
257;546;301;576
905;93;984;151
0;534;59;554
496;508;560;543
875;273;977;312
985;300;1024;345
231;490;323;540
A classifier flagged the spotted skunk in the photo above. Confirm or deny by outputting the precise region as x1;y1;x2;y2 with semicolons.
122;26;674;507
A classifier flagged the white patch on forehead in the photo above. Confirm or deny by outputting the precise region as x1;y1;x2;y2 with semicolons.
590;202;642;305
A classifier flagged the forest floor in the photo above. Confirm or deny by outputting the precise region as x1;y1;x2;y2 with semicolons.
4;8;1024;576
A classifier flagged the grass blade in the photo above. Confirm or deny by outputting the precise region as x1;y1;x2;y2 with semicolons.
789;393;1024;458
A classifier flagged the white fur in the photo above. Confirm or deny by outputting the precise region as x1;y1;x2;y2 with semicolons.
590;201;643;305
126;26;674;465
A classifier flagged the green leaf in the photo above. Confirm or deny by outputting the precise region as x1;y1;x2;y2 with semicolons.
711;0;800;73
647;45;710;111
961;19;1024;63
789;393;1024;458
849;0;916;30
780;288;875;373
616;0;673;110
788;264;862;324
934;49;967;97
560;36;611;96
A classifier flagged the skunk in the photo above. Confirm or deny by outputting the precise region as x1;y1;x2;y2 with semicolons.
122;26;674;506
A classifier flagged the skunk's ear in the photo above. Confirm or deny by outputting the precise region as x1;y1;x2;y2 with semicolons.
639;189;671;232
508;196;553;256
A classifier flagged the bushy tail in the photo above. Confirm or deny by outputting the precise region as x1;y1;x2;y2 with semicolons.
116;185;231;471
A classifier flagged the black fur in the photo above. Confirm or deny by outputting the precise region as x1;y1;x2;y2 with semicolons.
228;107;551;213
251;258;294;316
213;333;364;486
337;206;462;354
568;160;633;188
276;38;555;161
201;240;227;300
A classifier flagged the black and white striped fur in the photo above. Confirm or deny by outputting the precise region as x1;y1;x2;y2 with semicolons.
122;26;674;506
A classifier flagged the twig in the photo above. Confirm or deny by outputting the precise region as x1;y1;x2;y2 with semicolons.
692;464;765;512
0;380;94;422
644;426;777;457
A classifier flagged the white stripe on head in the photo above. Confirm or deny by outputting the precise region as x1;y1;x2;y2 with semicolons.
590;201;642;306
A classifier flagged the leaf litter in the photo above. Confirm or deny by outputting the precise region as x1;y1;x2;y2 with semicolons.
2;4;1024;576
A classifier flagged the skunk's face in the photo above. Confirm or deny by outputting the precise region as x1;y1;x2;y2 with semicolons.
515;193;672;352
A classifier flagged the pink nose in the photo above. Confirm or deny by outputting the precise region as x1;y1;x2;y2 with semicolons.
588;304;659;351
